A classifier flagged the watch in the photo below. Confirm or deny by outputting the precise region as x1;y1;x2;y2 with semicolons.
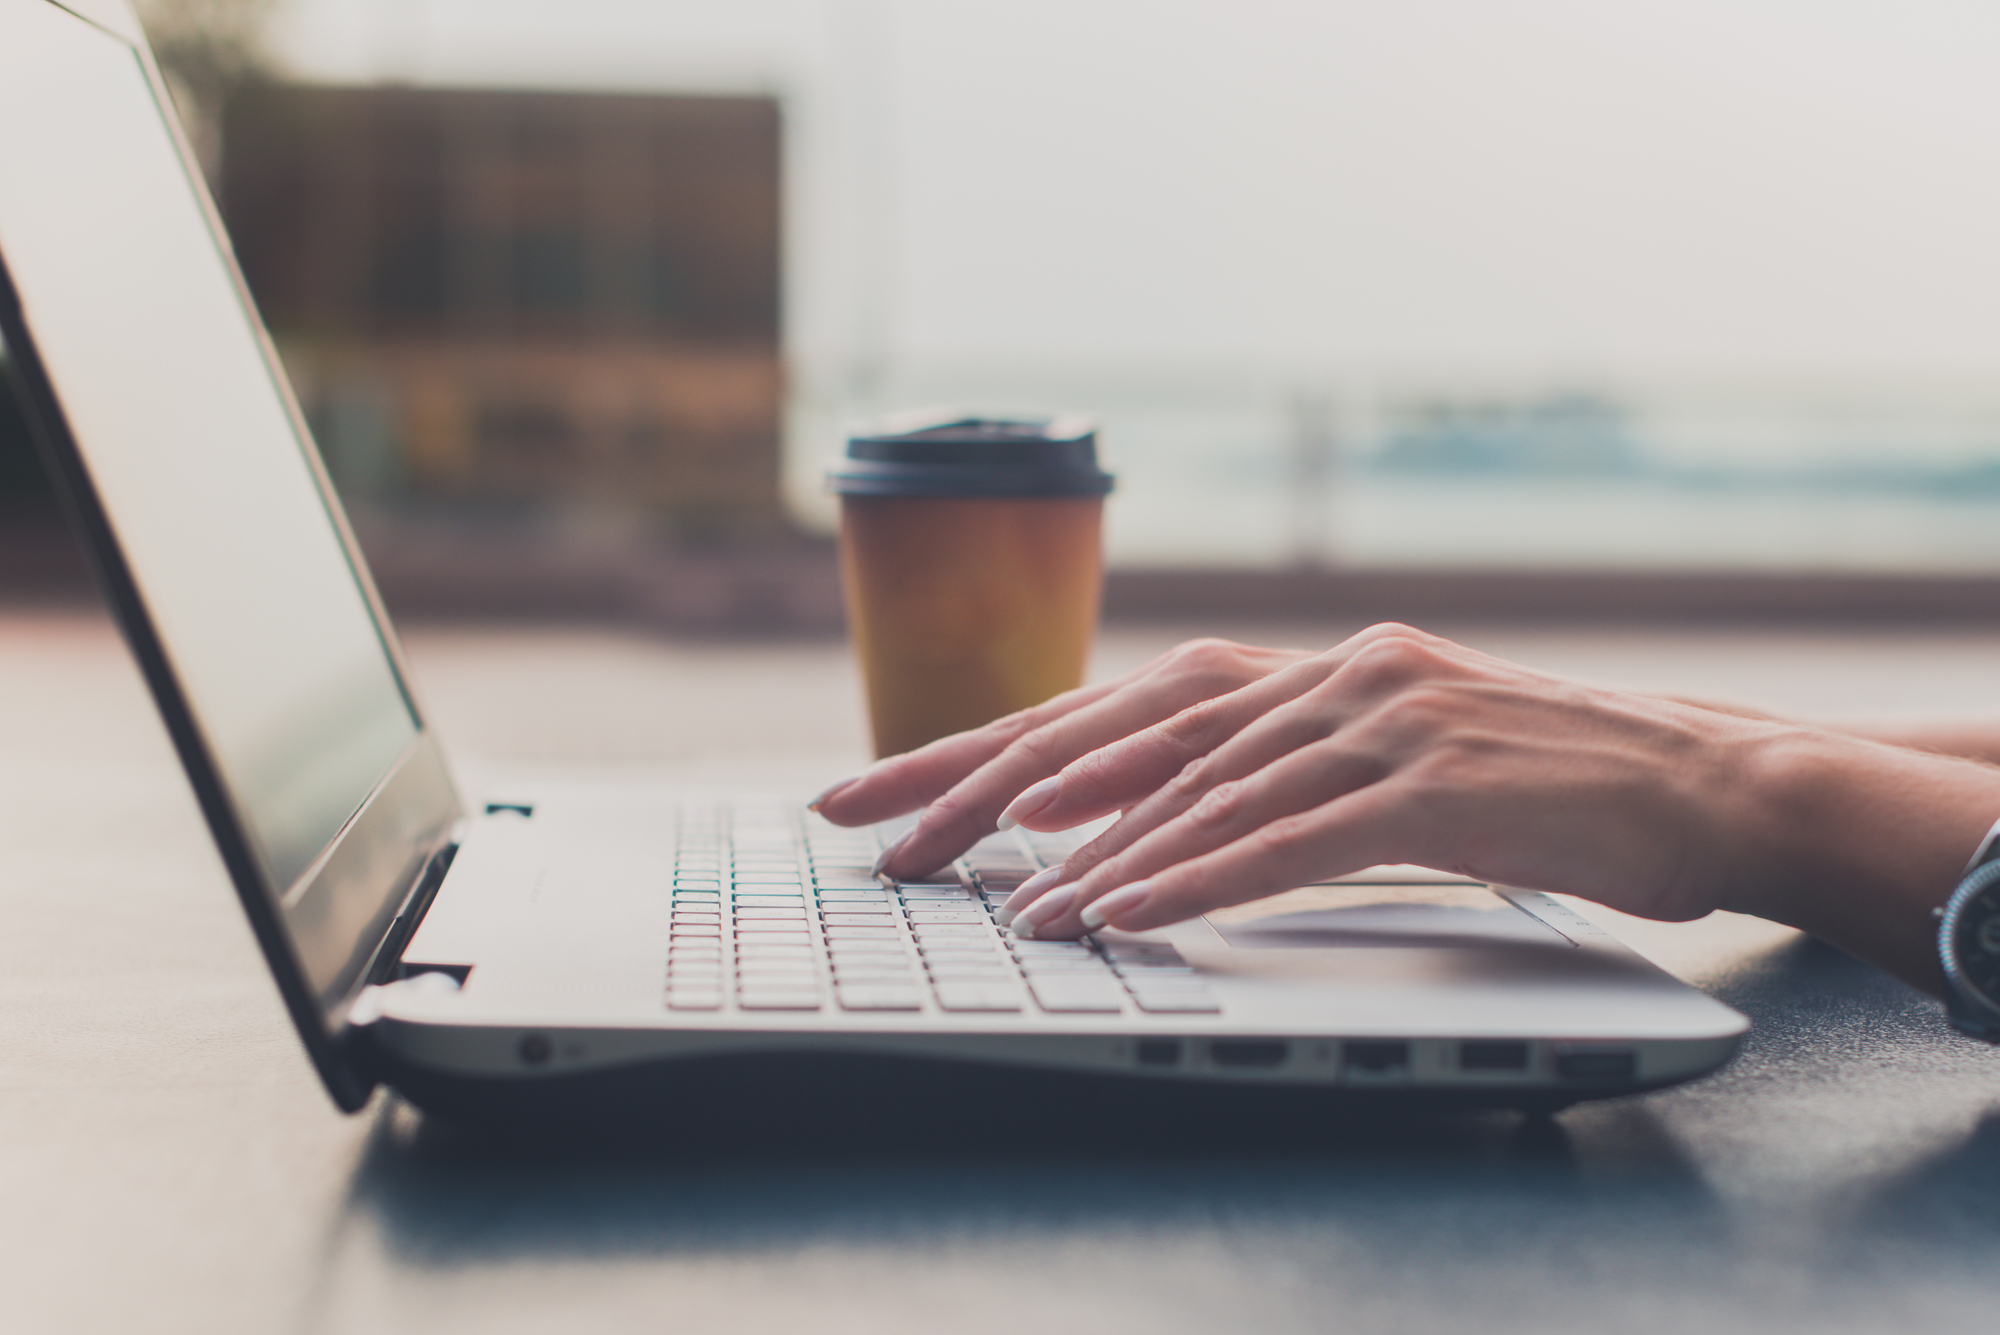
1939;851;2000;1041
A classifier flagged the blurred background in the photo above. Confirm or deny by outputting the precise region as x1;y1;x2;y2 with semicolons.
6;0;2000;627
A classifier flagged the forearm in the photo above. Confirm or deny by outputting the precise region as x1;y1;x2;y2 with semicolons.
1830;720;2000;769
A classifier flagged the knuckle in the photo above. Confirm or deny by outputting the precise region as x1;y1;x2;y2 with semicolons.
1162;756;1214;806
1379;683;1472;734
1059;747;1117;796
1337;633;1447;693
978;706;1040;748
1001;723;1068;773
1063;837;1116;880
1252;812;1315;859
1357;620;1427;641
1158;696;1228;752
1167;637;1238;670
1186;780;1245;830
1163;637;1257;694
919;786;982;838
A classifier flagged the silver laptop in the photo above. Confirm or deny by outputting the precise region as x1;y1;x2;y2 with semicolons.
0;0;1745;1123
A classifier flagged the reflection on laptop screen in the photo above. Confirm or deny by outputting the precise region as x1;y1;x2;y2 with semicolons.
0;3;417;897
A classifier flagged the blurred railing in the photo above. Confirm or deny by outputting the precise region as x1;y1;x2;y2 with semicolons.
791;368;2000;574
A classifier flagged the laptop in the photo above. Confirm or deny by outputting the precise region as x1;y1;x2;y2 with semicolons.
0;0;1746;1126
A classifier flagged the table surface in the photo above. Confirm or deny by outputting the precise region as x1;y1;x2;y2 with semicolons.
9;607;2000;1334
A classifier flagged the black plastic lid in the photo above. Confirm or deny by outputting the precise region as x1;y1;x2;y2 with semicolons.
829;413;1114;498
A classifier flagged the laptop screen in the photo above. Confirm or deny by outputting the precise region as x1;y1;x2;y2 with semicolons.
0;5;418;900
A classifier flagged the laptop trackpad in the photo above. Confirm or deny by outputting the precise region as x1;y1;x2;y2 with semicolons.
1205;883;1570;949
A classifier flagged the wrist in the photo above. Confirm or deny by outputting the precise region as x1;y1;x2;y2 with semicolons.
1717;726;2000;993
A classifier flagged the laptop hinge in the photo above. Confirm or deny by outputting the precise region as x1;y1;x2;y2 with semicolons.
362;836;462;989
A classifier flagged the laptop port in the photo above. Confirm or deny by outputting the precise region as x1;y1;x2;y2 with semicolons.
1210;1039;1288;1069
1135;1039;1182;1068
1460;1040;1530;1072
1343;1040;1408;1075
1555;1047;1636;1080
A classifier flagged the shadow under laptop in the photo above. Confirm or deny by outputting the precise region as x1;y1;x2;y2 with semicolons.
330;1075;1718;1275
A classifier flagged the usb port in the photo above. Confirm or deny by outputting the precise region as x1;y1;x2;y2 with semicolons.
1555;1048;1636;1080
1210;1039;1288;1069
1135;1039;1182;1067
1460;1040;1530;1072
1343;1040;1408;1075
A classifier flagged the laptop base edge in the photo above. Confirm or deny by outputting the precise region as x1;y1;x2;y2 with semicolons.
366;1043;1719;1137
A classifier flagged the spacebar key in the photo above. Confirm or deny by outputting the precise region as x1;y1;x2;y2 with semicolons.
1027;979;1124;1013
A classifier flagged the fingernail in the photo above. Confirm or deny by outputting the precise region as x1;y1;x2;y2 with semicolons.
1079;882;1152;930
1012;883;1079;938
996;775;1063;832
807;773;865;812
871;829;913;876
997;867;1062;925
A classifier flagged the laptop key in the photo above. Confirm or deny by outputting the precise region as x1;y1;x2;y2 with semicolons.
932;983;1025;1012
1128;991;1222;1014
737;959;819;975
834;966;917;982
835;986;925;1011
1027;980;1125;1013
738;994;824;1012
821;911;901;927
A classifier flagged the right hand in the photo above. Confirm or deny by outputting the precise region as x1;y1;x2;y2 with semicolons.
811;638;1312;877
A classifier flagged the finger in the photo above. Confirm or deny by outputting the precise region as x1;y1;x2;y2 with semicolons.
1013;654;1409;899
1043;781;1425;938
1008;624;1476;836
880;646;1297;876
812;677;1124;827
1002;653;1343;833
995;866;1064;925
1011;735;1390;937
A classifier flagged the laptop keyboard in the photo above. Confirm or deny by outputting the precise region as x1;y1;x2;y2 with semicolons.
662;805;1220;1017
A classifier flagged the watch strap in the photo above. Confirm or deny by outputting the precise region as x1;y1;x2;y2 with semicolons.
1940;847;2000;1042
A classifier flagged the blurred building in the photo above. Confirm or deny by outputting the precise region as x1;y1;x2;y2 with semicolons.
219;84;785;536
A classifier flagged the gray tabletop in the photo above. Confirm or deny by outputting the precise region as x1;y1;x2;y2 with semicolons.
8;608;2000;1334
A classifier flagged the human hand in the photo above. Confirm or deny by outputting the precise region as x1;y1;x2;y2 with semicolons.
995;623;2000;992
811;638;1312;876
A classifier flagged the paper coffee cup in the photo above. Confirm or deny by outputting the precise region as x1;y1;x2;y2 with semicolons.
829;415;1114;759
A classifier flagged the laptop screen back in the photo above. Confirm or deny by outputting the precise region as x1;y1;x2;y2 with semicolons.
0;5;418;901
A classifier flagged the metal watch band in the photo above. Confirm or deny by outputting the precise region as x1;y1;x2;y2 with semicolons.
1939;849;2000;1042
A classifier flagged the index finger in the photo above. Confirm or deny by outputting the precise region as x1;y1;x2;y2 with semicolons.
877;654;1292;878
812;676;1125;827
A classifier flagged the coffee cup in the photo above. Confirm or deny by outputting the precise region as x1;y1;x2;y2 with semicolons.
829;415;1114;758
